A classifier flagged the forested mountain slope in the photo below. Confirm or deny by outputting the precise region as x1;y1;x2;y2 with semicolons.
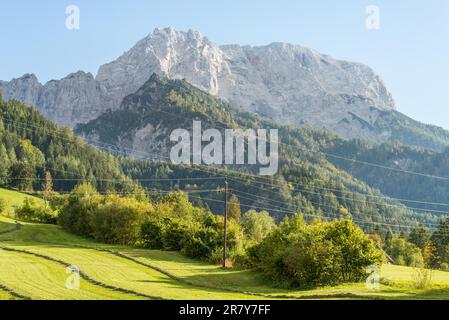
75;74;440;227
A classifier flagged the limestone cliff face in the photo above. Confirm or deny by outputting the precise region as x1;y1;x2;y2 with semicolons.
0;27;402;143
0;71;107;127
95;27;396;136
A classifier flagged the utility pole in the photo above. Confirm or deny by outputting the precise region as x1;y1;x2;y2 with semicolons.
223;178;228;268
43;163;47;209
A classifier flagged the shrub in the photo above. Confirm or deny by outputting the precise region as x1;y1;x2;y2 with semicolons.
15;198;56;224
182;226;222;259
58;183;102;236
140;221;164;249
161;219;189;251
0;197;7;214
283;236;337;286
323;219;385;282
231;252;253;270
59;183;154;245
208;247;225;265
247;216;383;287
388;237;424;267
241;210;276;244
140;213;223;260
90;195;152;245
412;268;432;289
182;236;211;258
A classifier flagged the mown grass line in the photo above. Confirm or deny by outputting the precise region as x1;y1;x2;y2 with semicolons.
0;222;22;235
27;231;279;299
28;229;383;300
0;246;165;300
18;224;383;300
0;283;32;300
71;245;382;300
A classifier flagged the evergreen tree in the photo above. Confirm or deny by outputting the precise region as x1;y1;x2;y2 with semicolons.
408;225;431;251
429;218;449;268
384;228;393;251
228;194;241;223
0;145;9;186
42;171;53;208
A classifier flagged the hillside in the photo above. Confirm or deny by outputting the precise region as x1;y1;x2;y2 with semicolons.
0;82;444;229
0;188;43;210
76;74;439;227
1;196;449;300
325;140;449;212
0;95;138;193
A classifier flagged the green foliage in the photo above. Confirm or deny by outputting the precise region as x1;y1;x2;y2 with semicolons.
0;144;10;186
140;221;164;249
58;185;232;258
387;236;424;267
241;210;276;244
58;183;102;237
0;197;7;214
247;216;383;287
228;194;241;223
15;198;56;224
0;97;133;193
428;218;449;269
408;225;431;251
161;219;189;251
58;183;154;245
90;195;152;245
411;268;433;290
140;217;222;259
181;226;221;259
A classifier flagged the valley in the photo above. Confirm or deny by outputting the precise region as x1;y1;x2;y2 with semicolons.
1;20;449;303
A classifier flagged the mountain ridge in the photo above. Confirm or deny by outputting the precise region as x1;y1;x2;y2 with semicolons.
1;27;449;150
76;73;437;226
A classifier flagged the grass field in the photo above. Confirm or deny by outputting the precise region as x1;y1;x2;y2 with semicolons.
0;188;44;218
1;188;449;300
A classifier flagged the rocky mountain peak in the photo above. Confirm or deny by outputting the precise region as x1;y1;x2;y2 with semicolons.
1;27;402;144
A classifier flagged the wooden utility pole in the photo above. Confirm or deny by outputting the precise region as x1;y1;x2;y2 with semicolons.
223;178;229;268
43;164;48;209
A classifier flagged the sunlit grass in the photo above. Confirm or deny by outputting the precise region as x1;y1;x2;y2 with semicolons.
2;189;449;300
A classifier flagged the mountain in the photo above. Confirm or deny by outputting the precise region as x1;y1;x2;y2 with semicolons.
95;27;396;135
1;73;446;231
75;73;441;226
2;27;449;150
0;72;108;128
0;94;136;193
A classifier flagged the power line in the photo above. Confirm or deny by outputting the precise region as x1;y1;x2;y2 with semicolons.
226;174;449;216
185;194;439;231
5;110;449;182
5;114;449;200
0;176;224;182
152;108;449;182
3;114;449;219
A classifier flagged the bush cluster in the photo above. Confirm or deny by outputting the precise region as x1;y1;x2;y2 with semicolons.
58;183;153;245
246;216;383;287
57;183;242;260
15;198;56;224
54;183;384;287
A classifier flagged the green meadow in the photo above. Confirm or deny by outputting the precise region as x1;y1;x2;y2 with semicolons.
1;188;449;300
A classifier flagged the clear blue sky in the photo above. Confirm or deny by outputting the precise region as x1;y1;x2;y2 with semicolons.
1;0;448;129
